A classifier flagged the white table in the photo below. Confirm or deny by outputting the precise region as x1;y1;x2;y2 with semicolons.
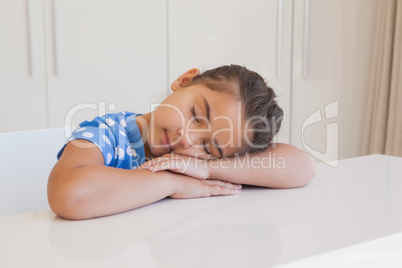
0;154;401;267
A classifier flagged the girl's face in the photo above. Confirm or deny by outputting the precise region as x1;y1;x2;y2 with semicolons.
147;82;250;159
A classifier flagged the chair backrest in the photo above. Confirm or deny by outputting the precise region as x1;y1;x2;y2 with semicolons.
0;128;69;217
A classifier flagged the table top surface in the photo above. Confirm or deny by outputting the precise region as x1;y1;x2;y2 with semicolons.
1;154;401;268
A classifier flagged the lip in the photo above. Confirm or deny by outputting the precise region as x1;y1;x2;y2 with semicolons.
163;130;173;152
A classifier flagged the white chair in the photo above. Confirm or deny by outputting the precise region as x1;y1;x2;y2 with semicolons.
0;128;69;217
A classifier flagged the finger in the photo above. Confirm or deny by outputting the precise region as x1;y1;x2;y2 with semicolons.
204;180;242;190
142;157;171;169
207;184;240;196
149;159;169;172
137;161;155;169
151;160;184;173
149;163;170;173
151;156;186;170
139;160;156;169
148;159;172;172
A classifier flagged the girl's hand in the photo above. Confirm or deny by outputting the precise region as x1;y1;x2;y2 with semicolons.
137;153;211;180
168;173;242;199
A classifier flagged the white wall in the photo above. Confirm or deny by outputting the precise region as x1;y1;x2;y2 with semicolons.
0;0;378;162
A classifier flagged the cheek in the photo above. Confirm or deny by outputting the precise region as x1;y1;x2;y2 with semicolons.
154;105;188;130
150;111;168;136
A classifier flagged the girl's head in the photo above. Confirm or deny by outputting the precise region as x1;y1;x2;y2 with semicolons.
186;65;284;153
148;64;283;158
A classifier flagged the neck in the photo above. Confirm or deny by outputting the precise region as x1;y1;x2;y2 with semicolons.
135;112;155;160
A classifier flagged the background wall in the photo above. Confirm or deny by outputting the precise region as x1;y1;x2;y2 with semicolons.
0;0;378;163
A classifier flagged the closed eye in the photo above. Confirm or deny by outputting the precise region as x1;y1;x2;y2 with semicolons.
203;140;210;155
191;107;200;123
191;107;210;155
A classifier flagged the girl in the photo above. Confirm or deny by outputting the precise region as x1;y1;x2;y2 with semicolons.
48;65;315;220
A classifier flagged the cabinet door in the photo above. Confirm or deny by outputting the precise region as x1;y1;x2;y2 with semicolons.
0;0;46;132
169;0;292;143
44;0;167;128
291;0;377;162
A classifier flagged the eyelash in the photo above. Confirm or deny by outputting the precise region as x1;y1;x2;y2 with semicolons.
203;141;210;155
191;107;200;123
191;107;210;155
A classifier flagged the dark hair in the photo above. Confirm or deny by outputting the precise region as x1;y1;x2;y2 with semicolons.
187;64;284;153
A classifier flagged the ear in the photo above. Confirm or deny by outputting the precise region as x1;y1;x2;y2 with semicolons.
170;68;200;91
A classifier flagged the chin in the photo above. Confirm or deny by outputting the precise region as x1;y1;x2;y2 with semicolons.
149;147;159;157
150;147;166;158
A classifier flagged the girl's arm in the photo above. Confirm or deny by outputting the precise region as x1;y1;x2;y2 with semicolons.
140;143;316;188
208;143;316;188
48;140;241;220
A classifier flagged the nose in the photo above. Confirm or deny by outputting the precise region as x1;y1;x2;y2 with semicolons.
177;129;192;149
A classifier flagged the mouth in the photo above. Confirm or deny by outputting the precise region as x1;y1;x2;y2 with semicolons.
163;130;173;152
